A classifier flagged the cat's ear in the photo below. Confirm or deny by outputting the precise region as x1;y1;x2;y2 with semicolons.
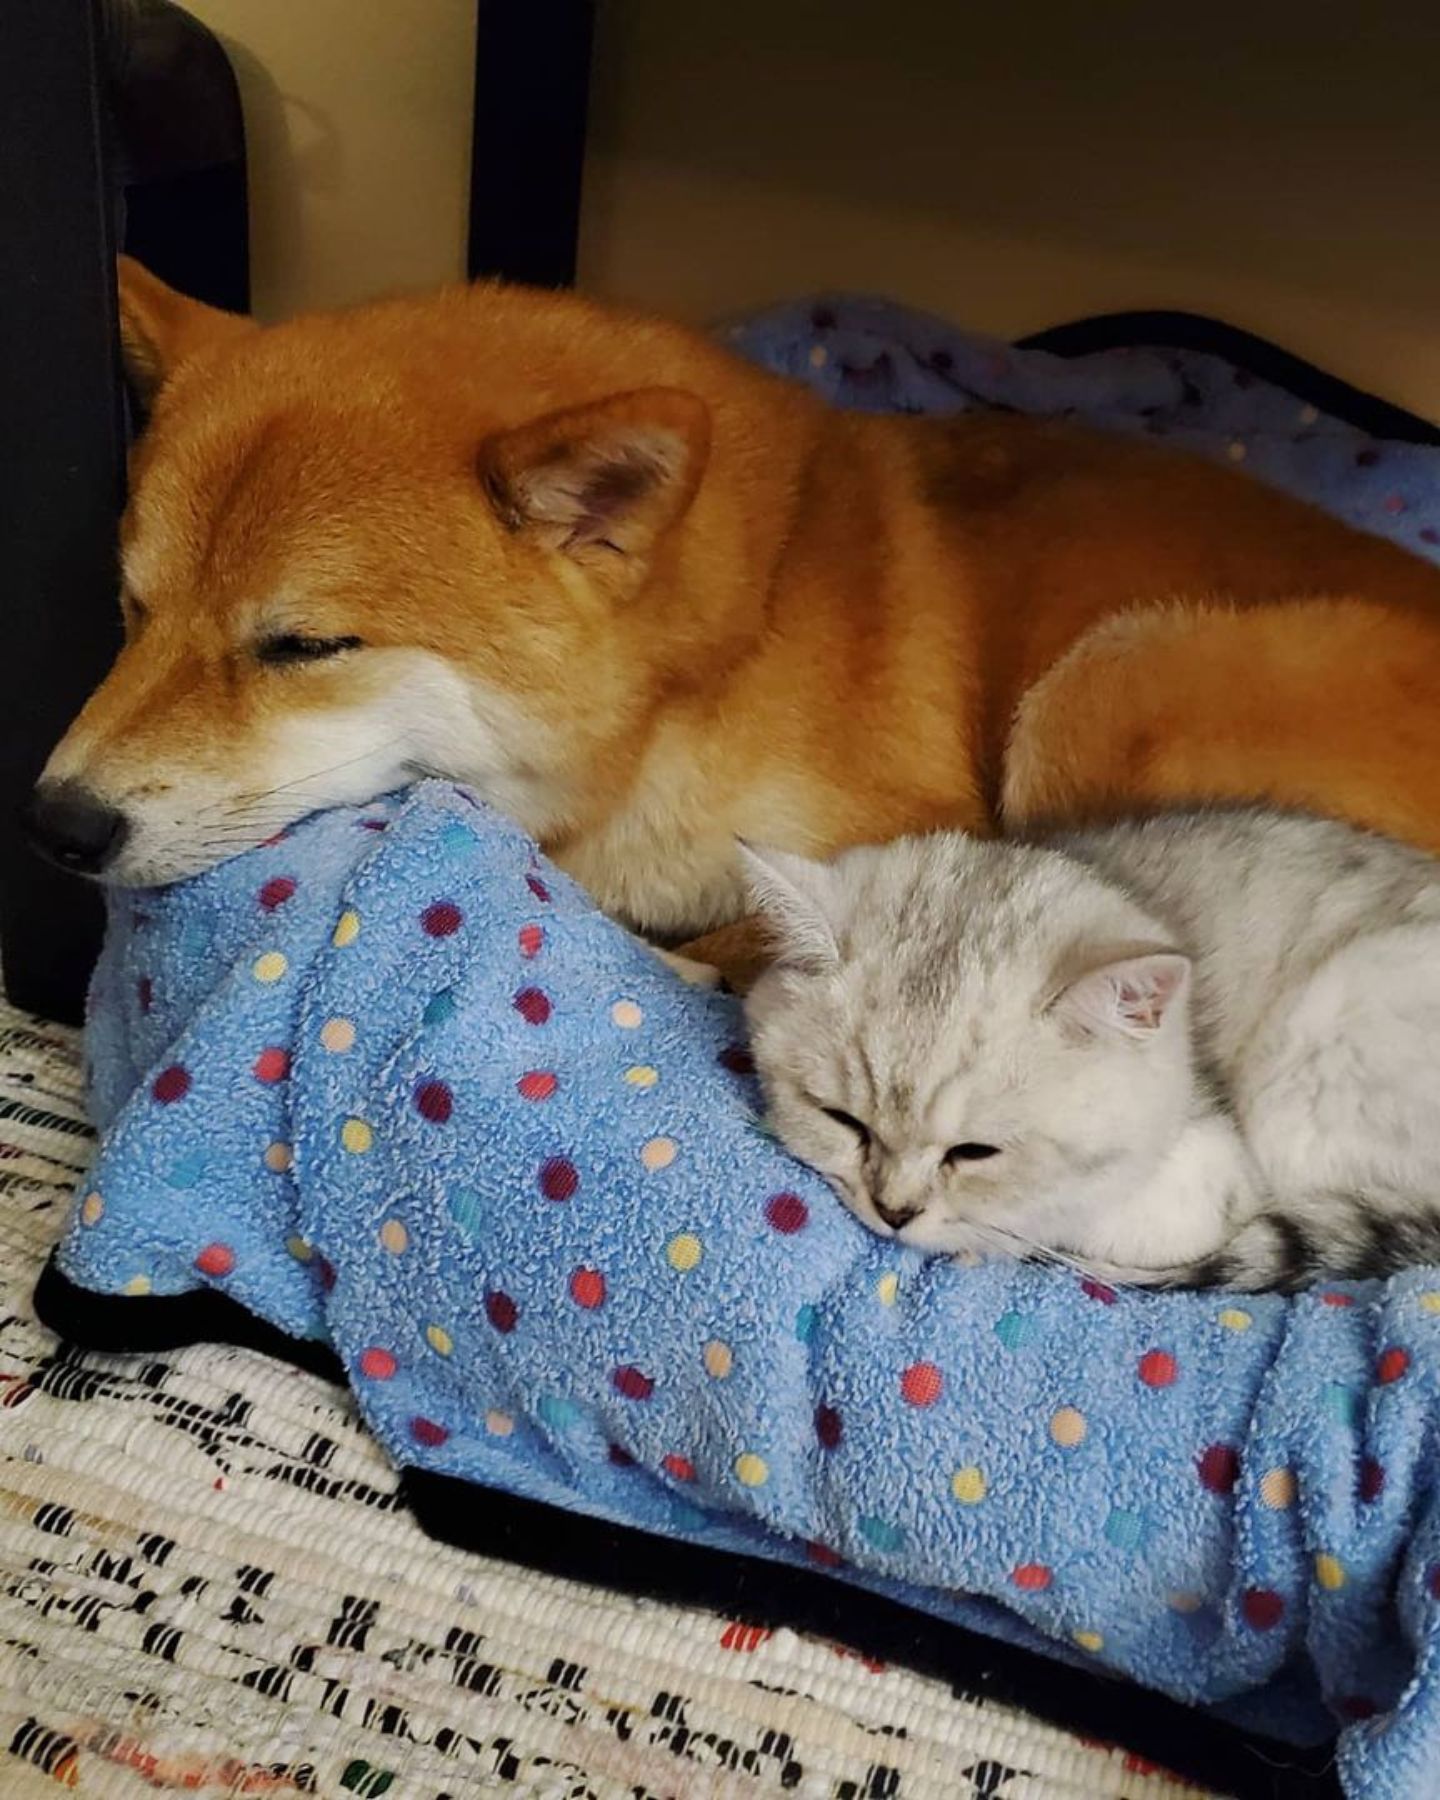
1052;952;1190;1042
738;842;840;971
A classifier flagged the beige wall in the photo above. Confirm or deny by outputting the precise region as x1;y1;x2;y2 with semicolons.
191;0;1440;418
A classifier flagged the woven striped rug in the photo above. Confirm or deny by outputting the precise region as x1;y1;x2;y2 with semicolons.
0;997;1214;1798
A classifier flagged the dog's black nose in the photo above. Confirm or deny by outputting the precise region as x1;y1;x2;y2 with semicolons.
22;781;129;875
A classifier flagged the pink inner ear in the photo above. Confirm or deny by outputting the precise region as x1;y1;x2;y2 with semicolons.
1059;953;1189;1038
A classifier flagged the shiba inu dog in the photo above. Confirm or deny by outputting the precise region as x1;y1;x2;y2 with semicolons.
28;259;1440;983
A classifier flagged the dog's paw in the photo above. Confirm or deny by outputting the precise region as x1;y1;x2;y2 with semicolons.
652;947;725;989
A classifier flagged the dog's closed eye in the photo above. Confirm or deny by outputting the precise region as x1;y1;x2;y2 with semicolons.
255;633;365;667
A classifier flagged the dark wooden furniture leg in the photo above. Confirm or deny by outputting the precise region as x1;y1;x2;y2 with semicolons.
468;0;595;286
0;0;125;1024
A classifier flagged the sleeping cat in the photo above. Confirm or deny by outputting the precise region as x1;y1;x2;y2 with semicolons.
740;809;1440;1292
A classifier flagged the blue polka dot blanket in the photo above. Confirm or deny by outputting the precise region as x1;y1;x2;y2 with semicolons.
51;780;1440;1798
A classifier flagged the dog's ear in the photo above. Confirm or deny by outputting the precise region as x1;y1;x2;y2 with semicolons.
479;388;710;599
117;255;256;402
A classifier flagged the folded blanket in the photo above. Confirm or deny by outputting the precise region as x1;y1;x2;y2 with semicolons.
56;781;1440;1799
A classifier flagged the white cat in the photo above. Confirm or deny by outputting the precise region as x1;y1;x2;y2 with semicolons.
741;809;1440;1291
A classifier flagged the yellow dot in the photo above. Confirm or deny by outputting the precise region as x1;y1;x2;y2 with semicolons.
667;1232;702;1272
485;1409;514;1436
704;1339;733;1378
809;344;829;368
285;1234;314;1263
951;1466;987;1504
264;1141;293;1173
1419;1291;1440;1315
1227;440;1247;462
642;1136;678;1171
80;1192;104;1227
1050;1407;1087;1448
1218;1308;1253;1332
1316;1553;1346;1591
735;1453;769;1488
252;951;288;984
625;1065;659;1088
333;909;361;947
1260;1467;1297;1510
426;1324;454;1357
380;1219;408;1255
1073;1629;1105;1653
876;1272;900;1306
1167;1590;1204;1614
341;1118;373;1154
611;1000;643;1029
320;1017;356;1054
123;1274;152;1297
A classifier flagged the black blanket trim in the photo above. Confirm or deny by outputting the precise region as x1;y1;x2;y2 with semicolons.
33;1251;1337;1800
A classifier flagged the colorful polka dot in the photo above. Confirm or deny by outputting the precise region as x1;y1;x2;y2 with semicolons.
316;1256;336;1292
951;1466;987;1504
610;1000;644;1029
1138;1349;1178;1388
440;822;473;855
806;1541;842;1568
517;1070;558;1102
123;1274;152;1297
1073;1630;1104;1654
815;1404;843;1449
794;1304;818;1343
1359;1457;1386;1503
612;1365;655;1401
625;1065;659;1087
137;976;153;1014
859;1516;905;1553
422;900;463;937
259;876;296;911
285;1234;313;1263
608;1444;636;1468
1323;1381;1359;1426
380;1218;408;1255
539;1156;579;1201
1429;1564;1440;1601
518;924;544;958
900;1361;944;1407
1377;1346;1411;1384
1315;1553;1346;1591
876;1272;900;1306
1198;1443;1241;1494
1242;1588;1285;1630
1417;1291;1440;1315
341;1118;373;1154
423;988;457;1027
1167;1590;1205;1614
513;987;552;1026
195;1243;235;1278
765;1192;809;1234
704;1340;732;1379
1049;1407;1087;1448
526;873;551;903
663;1453;696;1481
735;1453;769;1488
484;1409;512;1436
1227;440;1247;462
569;1266;606;1309
1260;1467;1297;1510
1218;1308;1252;1332
1081;1278;1117;1305
642;1137;678;1171
484;1290;518;1333
410;1417;449;1448
320;1017;356;1054
333;909;361;947
1012;1563;1052;1592
252;951;288;984
426;1325;454;1357
165;1153;203;1189
537;1394;583;1431
80;1192;103;1227
152;1064;191;1105
1320;1291;1355;1308
264;1141;293;1173
666;1232;702;1271
1104;1507;1147;1552
359;1347;397;1381
415;1080;454;1124
994;1311;1037;1351
252;1046;289;1084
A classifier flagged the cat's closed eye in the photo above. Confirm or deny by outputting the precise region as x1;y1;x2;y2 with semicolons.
822;1106;871;1146
945;1142;1001;1165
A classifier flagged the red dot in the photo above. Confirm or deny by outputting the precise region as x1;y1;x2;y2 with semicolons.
518;924;544;959
1377;1346;1411;1385
1242;1587;1285;1630
569;1267;606;1309
539;1156;579;1202
718;1045;755;1076
152;1064;191;1105
259;831;288;849
662;1453;696;1481
815;1404;843;1449
1082;1278;1117;1305
359;1347;397;1380
195;1243;234;1278
415;1080;453;1124
900;1362;944;1407
517;1070;558;1102
1138;1350;1178;1388
612;1364;654;1401
1384;494;1407;516
765;1192;809;1234
360;818;388;832
137;976;153;1014
806;1541;843;1568
1012;1563;1052;1592
1360;1458;1386;1503
259;875;296;911
485;1290;518;1333
1320;1291;1355;1308
253;1046;290;1084
1428;1564;1440;1601
607;1444;636;1468
422;900;463;938
316;1256;337;1293
513;987;552;1026
1198;1443;1240;1494
1341;1696;1379;1722
410;1417;449;1447
526;873;551;903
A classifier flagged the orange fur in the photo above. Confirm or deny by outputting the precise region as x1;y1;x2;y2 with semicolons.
43;260;1440;975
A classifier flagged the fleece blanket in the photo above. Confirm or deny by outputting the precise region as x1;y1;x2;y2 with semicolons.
54;780;1440;1798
